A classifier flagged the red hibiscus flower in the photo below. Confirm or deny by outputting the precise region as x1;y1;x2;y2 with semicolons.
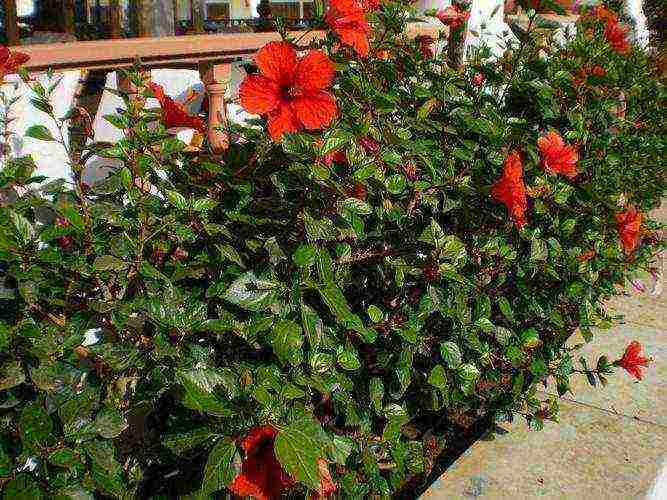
149;82;206;133
604;20;630;54
0;45;30;80
326;0;372;57
615;341;650;380
616;204;642;254
415;35;435;58
537;130;579;179
230;426;336;499
436;4;470;31
239;42;337;141
229;426;295;499
491;150;528;229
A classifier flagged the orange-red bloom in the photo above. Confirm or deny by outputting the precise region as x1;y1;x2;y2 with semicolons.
0;45;30;81
362;0;382;10
230;426;336;499
491;150;528;229
537;130;579;179
604;20;630;54
616;341;650;380
229;426;295;499
326;0;372;57
149;82;206;133
436;5;470;31
616;204;642;254
239;42;337;141
589;5;619;24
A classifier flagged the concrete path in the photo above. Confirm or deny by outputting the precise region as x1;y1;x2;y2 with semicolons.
423;204;665;499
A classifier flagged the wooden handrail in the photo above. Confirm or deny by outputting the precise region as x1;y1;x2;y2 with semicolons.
17;31;321;72
17;24;440;72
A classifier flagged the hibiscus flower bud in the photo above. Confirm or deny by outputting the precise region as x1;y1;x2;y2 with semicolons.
359;136;380;154
422;261;440;282
472;73;485;86
55;216;69;227
172;247;189;261
591;65;606;77
57;236;74;250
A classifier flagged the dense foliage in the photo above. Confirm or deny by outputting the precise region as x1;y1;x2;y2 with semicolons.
0;1;664;498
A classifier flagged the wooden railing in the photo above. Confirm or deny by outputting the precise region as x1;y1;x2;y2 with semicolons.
15;24;439;153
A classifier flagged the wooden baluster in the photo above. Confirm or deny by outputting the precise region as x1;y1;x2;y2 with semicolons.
199;62;231;154
4;0;20;46
110;0;122;39
64;0;76;37
130;0;146;37
192;0;205;33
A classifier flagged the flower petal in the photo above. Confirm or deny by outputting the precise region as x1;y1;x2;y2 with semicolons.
294;50;336;92
239;75;281;115
292;92;338;130
338;29;370;57
255;41;297;85
267;103;300;141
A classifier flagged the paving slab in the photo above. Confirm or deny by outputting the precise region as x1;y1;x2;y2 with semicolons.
421;398;666;499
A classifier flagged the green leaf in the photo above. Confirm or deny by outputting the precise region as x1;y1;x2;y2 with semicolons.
293;244;318;267
530;238;548;261
2;474;44;499
200;439;237;497
223;272;282;311
93;255;127;272
428;365;447;389
418;219;446;247
177;369;233;416
9;210;35;243
337;349;361;371
369;378;384;413
164;427;219;455
94;408;128;439
319;284;376;343
497;297;515;323
520;328;540;348
166;190;188;210
367;305;384;323
439;341;462;369
25;125;54;141
275;419;325;490
0;360;25;391
272;320;304;366
20;402;53;450
304;211;337;242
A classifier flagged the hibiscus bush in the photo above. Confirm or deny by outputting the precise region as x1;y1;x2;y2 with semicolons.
0;1;665;498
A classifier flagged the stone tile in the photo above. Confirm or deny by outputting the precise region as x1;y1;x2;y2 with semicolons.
607;291;665;330
421;399;666;499
559;324;666;427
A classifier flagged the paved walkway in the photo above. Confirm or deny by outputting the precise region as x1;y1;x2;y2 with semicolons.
423;204;665;499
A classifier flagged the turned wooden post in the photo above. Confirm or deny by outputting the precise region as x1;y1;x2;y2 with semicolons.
110;0;122;39
64;0;76;37
192;0;205;33
199;62;231;154
4;0;20;46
